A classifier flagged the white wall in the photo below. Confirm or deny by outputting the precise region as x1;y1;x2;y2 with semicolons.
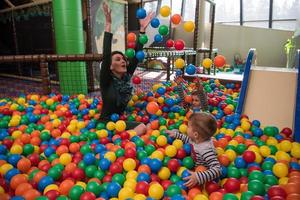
204;24;294;67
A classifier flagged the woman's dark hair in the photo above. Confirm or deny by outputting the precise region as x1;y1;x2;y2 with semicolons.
112;51;128;63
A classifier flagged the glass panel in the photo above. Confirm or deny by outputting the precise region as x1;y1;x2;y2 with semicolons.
144;2;158;13
214;0;240;23
222;22;240;26
273;0;300;20
273;21;297;31
171;0;183;14
243;0;269;21
161;0;171;6
204;1;211;23
183;0;196;21
243;21;268;28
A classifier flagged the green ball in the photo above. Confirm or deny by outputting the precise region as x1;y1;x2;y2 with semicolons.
159;117;167;125
168;124;176;130
227;167;241;178
88;132;98;140
263;126;277;136
168;112;175;119
25;127;34;134
86;181;101;196
40;131;50;141
170;174;181;183
158;25;169;35
57;196;68;200
80;144;92;154
182;157;194;169
53;163;64;171
256;140;265;147
236;144;247;154
35;196;49;200
166;184;181;197
135;139;145;147
70;136;79;143
29;169;39;180
115;148;125;157
48;167;62;180
69;185;84;200
96;122;106;130
239;168;248;177
48;154;59;162
163;156;171;166
248;170;264;182
36;124;45;131
139;35;148;45
145;144;156;155
125;48;135;58
85;165;97;178
264;175;278;186
137;150;148;160
248;180;265;196
240;191;254;200
269;145;278;155
78;161;87;169
225;145;236;151
0;120;8;128
94;170;105;180
223;193;238;200
99;182;109;192
112;173;126;186
23;144;34;156
262;161;274;171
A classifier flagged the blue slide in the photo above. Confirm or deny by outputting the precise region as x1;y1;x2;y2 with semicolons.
294;49;300;142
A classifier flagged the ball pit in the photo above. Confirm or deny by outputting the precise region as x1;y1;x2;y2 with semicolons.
0;77;299;200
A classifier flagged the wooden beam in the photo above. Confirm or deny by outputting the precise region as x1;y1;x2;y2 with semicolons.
4;0;15;8
0;0;51;14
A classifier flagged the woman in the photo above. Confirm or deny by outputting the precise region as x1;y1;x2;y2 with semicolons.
100;2;154;135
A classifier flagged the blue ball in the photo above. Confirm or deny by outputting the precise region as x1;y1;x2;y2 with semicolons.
136;8;147;19
137;172;151;182
8;154;22;167
0;144;7;154
253;128;263;137
83;153;96;165
165;98;175;107
175;70;183;76
111;113;119;122
151;17;160;28
154;34;163;42
5;168;20;181
185;64;196;75
157;87;166;95
234;156;247;168
149;158;162;173
181;170;190;179
44;147;55;157
107;182;121;197
38;176;54;191
141;157;151;165
183;143;191;155
99;158;111;170
11;196;25;200
136;50;145;61
252;120;261;127
171;194;185;200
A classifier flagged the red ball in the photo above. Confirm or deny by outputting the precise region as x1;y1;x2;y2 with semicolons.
205;181;220;194
161;180;172;190
243;150;256;163
167;159;180;172
250;196;264;200
127;42;136;49
116;157;126;166
224;178;240;193
136;181;149;196
214;55;226;68
174;39;185;50
109;163;122;175
150;174;160;183
270;197;286;200
72;168;85;181
120;131;130;140
166;39;174;48
176;149;186;159
280;127;292;137
132;76;142;84
80;192;96;200
240;176;248;184
268;186;287;198
141;116;149;124
125;147;136;158
45;190;60;200
102;174;112;183
28;153;40;166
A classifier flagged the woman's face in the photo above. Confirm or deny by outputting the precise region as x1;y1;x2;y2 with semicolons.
111;53;127;75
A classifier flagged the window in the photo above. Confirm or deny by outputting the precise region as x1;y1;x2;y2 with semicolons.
215;0;240;24
273;21;297;31
243;22;268;29
243;0;269;21
171;0;183;15
144;1;158;14
183;0;196;21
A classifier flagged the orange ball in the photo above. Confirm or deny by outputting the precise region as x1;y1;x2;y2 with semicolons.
150;120;159;130
286;193;300;200
146;102;159;115
15;182;33;196
17;158;31;173
59;179;75;195
65;163;77;173
184;95;193;103
188;187;201;199
56;145;69;155
171;14;181;25
69;143;80;153
23;189;41;200
214;55;226;68
127;32;137;43
218;155;230;166
33;171;47;183
10;174;28;190
138;165;151;174
209;191;223;200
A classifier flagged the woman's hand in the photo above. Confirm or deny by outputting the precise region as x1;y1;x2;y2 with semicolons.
102;1;111;32
139;12;155;32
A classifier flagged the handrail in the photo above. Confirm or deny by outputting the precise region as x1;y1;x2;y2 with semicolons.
294;49;300;142
236;48;256;114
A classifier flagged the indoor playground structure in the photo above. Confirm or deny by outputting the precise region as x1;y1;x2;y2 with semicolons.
0;0;300;200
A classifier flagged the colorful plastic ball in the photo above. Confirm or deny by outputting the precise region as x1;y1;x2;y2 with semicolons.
166;184;181;197
194;194;210;200
115;120;126;132
127;41;135;49
248;170;264;182
160;5;171;17
69;185;84;200
136;8;146;19
125;48;135;58
156;135;167;146
158;25;169;36
165;145;177;157
167;159;180;172
174;39;185;50
127;32;137;42
132;76;141;84
139;35;148;45
83;153;96;165
171;14;181;25
107;182;121;197
224;178;241;193
146;102;159;114
166;39;174;48
154;34;163;43
182;157;194;169
267;185;287;199
243;150;256;163
59;153;72;165
99;158;111;171
248;180;265;196
240;191;254;200
202;58;213;69
136;50;145;62
123;158;136;171
151;17;160;28
185;64;196;75
214;55;226;68
86;181;101;197
175;58;185;69
234;156;246;168
80;192;96;200
148;183;164;200
272;163;288;178
118;187;134;200
183;21;195;32
149;158;162;173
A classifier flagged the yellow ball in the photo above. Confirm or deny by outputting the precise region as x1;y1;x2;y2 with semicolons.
165;145;177;157
179;124;187;134
157;97;164;104
273;163;288;178
123;158;136;171
216;147;224;156
228;140;238;147
105;151;117;162
116;120;126;132
0;186;4;194
156;135;167;146
183;21;195;32
9;119;20;127
46;98;54;106
173;139;183;149
10;145;23;154
0;163;13;175
241;121;251;131
76;181;87;189
78;94;85;100
279;140;292;152
202;58;212;69
118;187;134;200
248;145;260;153
132;95;139;101
30;95;39;101
44;184;59;194
174;58;185;69
97;129;108;138
59;153;72;165
160;5;171;17
275;151;291;162
267;137;278;146
126;170;138;180
61;132;71;139
259;145;271;157
67;124;76;133
151;130;160;137
151;150;164;160
134;194;146;200
106;122;116;131
52;119;61;127
225;149;236;161
158;167;171;180
176;166;187;177
10;103;18;110
194;194;209;200
278;177;289;185
77;121;85;129
225;129;234;137
12;130;22;139
254;152;263;163
123;179;137;190
148;183;164;200
17;97;26;105
291;146;300;158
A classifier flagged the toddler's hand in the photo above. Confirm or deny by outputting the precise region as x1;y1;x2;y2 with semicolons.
165;130;176;137
183;171;198;188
